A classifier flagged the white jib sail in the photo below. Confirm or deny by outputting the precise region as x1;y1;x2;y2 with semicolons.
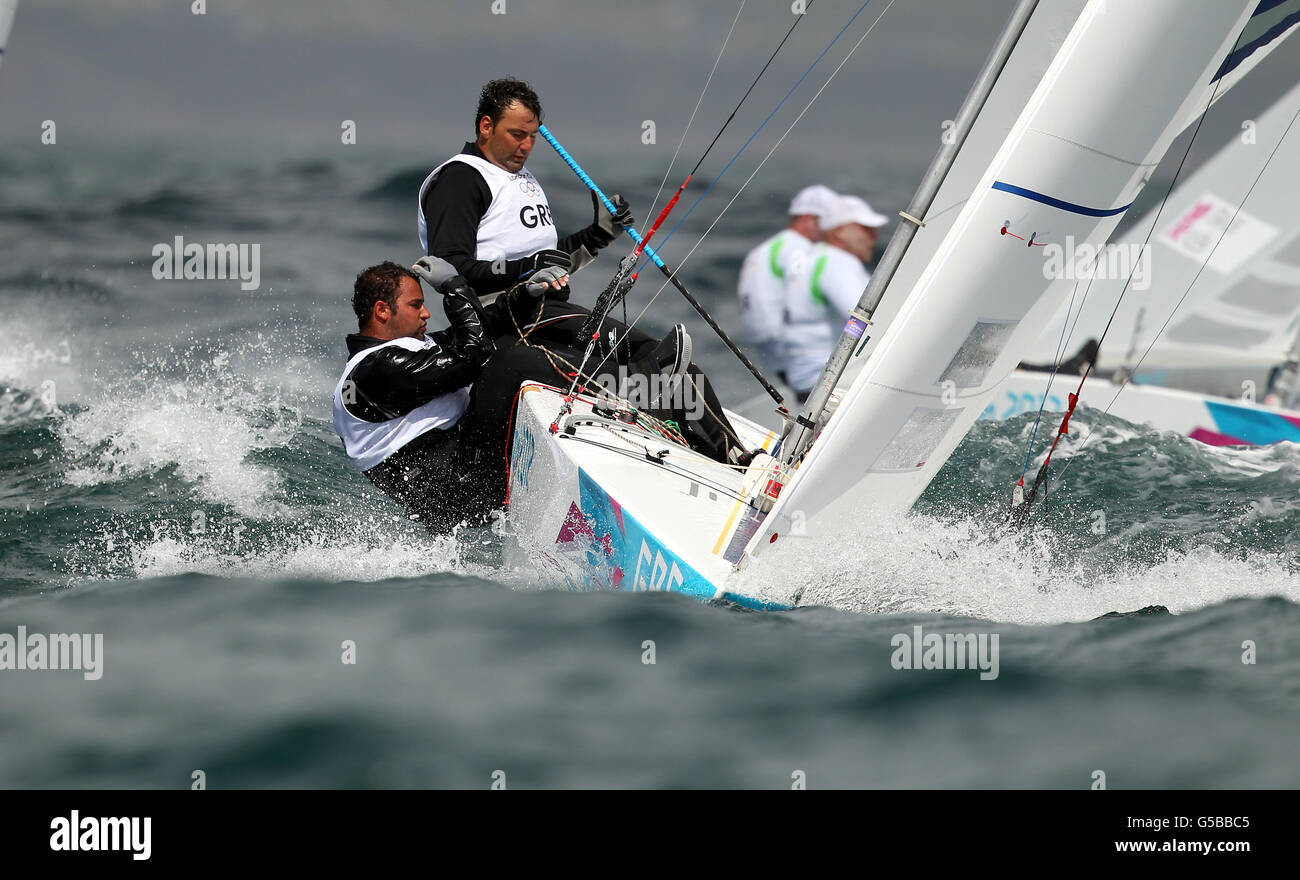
746;0;1274;561
1023;77;1300;381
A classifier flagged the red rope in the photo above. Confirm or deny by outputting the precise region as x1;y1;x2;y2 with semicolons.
633;174;692;259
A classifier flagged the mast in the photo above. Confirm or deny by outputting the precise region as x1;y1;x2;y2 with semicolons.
776;0;1041;479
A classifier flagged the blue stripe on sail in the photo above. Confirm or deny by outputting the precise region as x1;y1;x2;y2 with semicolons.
991;181;1133;217
1253;0;1291;17
1214;1;1300;81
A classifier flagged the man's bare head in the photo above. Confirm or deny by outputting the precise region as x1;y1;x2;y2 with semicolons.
353;262;430;340
475;78;543;173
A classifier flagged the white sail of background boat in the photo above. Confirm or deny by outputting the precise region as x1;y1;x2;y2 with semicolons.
990;76;1300;447
504;0;1299;610
1025;78;1300;394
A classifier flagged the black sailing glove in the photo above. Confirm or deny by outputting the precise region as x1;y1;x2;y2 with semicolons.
521;249;572;276
519;249;572;302
589;192;635;248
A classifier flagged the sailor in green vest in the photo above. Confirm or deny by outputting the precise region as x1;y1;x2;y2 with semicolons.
782;194;888;402
735;185;838;383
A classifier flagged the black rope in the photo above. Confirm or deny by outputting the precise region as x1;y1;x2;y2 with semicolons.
688;1;816;178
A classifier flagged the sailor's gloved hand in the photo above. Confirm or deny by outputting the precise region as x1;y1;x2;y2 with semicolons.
521;249;571;276
590;192;635;246
521;266;570;298
411;256;461;292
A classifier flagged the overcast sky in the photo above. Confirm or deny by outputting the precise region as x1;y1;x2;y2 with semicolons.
2;1;1297;166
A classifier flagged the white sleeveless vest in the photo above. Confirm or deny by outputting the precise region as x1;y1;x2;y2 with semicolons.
417;153;558;259
332;337;471;472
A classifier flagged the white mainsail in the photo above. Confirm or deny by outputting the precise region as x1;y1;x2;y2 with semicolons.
745;0;1292;563
1021;77;1300;394
837;0;1088;391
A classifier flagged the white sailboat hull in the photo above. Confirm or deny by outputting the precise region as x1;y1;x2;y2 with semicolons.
501;382;787;609
990;369;1300;447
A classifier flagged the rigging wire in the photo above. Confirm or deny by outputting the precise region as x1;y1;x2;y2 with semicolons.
1053;97;1300;491
546;0;837;405
637;0;870;270
1013;12;1257;511
685;0;817;181
643;0;748;222
1014;277;1092;481
617;0;897;340
634;0;820;258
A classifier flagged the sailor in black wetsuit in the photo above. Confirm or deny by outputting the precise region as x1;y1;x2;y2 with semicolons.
419;77;751;466
332;257;565;533
418;77;632;296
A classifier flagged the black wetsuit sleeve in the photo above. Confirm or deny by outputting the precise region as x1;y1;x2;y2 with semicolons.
423;163;541;294
346;342;480;423
344;278;500;423
557;223;616;257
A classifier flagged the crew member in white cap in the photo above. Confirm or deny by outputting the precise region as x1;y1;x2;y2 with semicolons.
782;194;888;401
736;184;838;382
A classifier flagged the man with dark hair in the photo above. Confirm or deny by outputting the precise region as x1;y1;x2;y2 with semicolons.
415;77;752;470
418;76;634;295
332;256;567;533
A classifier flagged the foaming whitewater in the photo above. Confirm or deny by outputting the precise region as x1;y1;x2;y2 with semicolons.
742;507;1300;624
736;409;1300;623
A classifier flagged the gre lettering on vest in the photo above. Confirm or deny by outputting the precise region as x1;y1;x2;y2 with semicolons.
519;204;553;229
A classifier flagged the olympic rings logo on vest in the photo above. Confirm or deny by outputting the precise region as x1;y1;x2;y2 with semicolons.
516;177;540;196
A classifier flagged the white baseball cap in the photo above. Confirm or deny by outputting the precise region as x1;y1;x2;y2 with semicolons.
822;195;889;231
788;184;839;220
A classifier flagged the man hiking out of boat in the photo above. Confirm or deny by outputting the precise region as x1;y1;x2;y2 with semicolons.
418;76;754;469
782;194;889;403
332;256;567;534
736;184;838;383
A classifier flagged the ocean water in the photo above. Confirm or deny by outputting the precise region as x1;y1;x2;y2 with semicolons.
2;139;1299;789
